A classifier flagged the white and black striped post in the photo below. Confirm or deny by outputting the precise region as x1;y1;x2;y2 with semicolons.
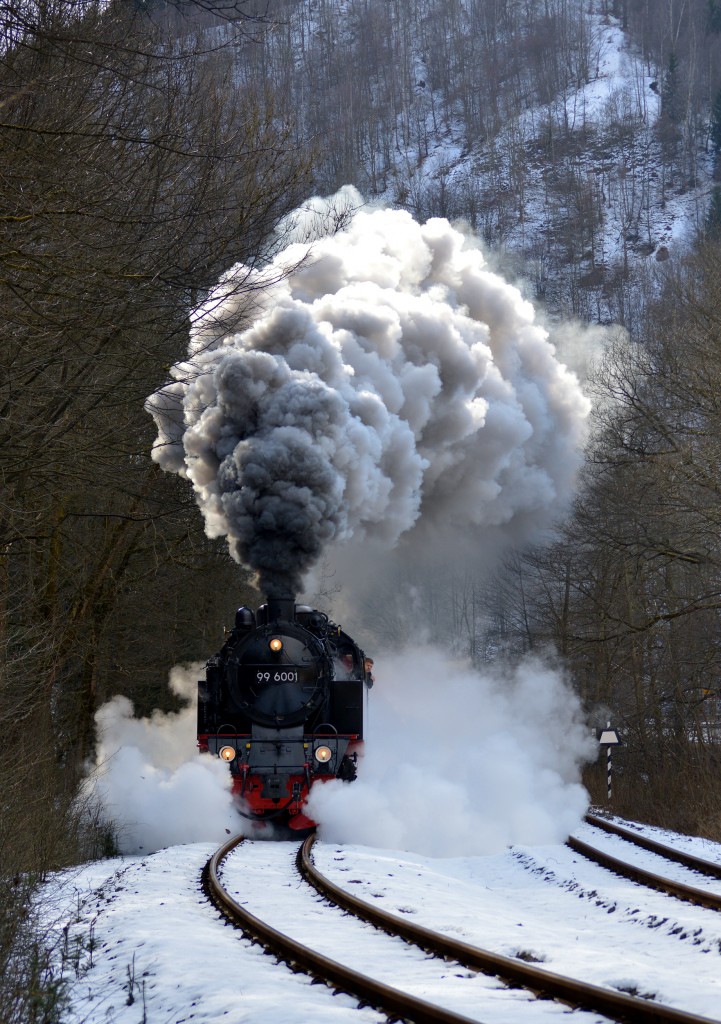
598;722;621;804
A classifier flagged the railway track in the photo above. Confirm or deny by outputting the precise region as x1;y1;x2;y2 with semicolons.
203;834;482;1024
566;815;721;911
584;815;721;879
202;833;721;1024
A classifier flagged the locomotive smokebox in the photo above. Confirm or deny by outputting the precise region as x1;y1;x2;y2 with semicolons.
266;595;296;622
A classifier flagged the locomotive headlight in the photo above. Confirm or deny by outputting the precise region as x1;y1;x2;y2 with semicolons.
269;637;283;652
314;745;333;763
218;745;236;762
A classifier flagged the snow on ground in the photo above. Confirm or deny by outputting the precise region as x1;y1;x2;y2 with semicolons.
42;845;384;1024
313;832;721;1018
41;818;721;1024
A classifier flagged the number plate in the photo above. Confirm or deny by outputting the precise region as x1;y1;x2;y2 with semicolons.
255;670;299;683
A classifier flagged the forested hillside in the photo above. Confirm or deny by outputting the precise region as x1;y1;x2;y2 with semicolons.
3;1;721;1019
218;0;720;323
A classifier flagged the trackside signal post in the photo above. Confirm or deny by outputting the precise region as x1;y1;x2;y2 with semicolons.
598;722;621;802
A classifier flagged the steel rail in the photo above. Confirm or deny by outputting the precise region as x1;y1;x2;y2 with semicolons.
567;834;721;912
298;833;720;1024
585;814;721;880
202;833;485;1024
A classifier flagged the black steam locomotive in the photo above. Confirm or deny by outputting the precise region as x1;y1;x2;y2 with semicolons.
197;596;372;830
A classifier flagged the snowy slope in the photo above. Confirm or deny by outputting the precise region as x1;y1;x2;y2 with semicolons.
42;818;721;1024
332;1;715;319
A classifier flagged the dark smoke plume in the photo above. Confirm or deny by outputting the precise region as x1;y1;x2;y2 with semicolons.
146;189;589;595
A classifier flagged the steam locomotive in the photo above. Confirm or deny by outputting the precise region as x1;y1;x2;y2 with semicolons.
197;596;372;830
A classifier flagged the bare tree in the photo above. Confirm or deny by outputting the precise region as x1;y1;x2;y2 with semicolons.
0;0;310;898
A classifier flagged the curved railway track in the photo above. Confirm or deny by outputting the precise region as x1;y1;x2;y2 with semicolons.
566;815;721;911
203;834;480;1024
584;815;721;879
202;833;721;1024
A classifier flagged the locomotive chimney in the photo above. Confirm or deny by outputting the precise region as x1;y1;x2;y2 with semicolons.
266;595;296;622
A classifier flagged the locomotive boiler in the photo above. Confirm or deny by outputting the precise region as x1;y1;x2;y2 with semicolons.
197;596;372;830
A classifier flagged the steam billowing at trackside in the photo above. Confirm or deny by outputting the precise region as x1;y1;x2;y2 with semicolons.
145;189;590;597
83;651;593;857
82;665;244;854
305;647;594;856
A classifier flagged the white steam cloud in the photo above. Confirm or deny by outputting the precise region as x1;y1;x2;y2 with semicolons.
83;665;243;854
306;646;594;856
146;189;590;596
